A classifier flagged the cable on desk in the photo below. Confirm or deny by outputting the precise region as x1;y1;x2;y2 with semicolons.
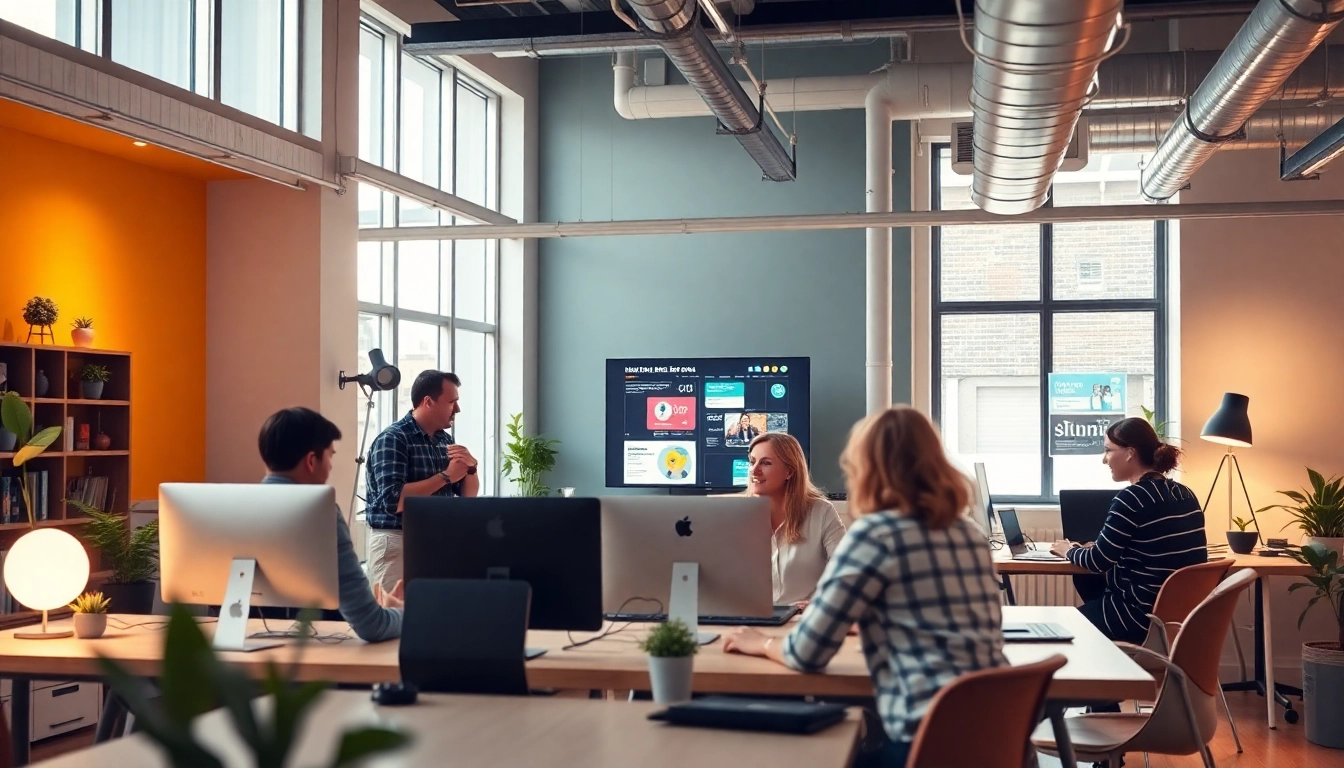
252;613;351;644
108;617;218;631
563;597;664;651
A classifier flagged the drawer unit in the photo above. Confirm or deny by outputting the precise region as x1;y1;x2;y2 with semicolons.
0;681;102;743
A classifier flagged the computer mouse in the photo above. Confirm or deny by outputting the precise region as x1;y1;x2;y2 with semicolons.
371;682;418;706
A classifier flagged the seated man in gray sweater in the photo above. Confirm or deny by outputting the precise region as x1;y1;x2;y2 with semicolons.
258;407;403;642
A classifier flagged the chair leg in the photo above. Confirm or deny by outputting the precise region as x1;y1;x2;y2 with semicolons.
1218;684;1242;753
1199;741;1216;768
1143;752;1150;768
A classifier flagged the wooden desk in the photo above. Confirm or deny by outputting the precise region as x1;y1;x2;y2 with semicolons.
0;607;1148;767
29;691;863;768
992;547;1312;728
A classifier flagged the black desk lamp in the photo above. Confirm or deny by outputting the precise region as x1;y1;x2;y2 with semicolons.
341;349;401;524
1201;392;1258;541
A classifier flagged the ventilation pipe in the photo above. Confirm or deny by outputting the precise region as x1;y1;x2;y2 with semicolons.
625;0;796;181
967;0;1124;214
1140;0;1344;201
1089;105;1344;152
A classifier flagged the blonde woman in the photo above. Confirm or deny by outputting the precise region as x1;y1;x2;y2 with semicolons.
726;407;1007;768
744;433;846;605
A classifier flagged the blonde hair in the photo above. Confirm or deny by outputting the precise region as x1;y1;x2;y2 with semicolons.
840;406;971;530
746;432;825;543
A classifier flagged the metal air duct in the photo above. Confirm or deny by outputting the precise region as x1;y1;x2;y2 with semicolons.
1140;0;1344;201
968;0;1124;214
626;0;795;181
1088;105;1344;153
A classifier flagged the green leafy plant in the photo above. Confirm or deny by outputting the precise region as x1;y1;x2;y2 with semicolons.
69;498;159;584
21;296;58;326
1140;405;1168;440
99;605;411;768
71;316;94;329
1256;468;1344;538
500;413;560;497
70;592;111;614
1232;516;1255;532
639;618;699;658
80;363;111;383
0;392;63;526
1287;543;1344;650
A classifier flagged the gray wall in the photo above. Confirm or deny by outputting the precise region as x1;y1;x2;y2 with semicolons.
537;44;911;492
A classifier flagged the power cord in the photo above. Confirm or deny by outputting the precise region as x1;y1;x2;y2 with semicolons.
563;597;664;651
252;613;352;644
108;617;218;631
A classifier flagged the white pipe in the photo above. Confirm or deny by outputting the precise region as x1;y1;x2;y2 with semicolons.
865;84;894;415
356;199;1344;241
614;52;637;120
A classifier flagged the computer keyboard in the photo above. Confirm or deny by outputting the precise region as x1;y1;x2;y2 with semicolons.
1012;550;1067;561
604;605;800;626
1002;622;1074;642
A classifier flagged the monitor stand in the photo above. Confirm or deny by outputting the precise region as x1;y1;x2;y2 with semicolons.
214;558;284;653
484;566;547;659
669;562;718;645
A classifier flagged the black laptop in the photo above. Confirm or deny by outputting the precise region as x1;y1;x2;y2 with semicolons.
649;697;849;734
1059;490;1118;543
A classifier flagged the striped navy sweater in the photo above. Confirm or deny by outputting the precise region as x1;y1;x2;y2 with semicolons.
1067;474;1208;638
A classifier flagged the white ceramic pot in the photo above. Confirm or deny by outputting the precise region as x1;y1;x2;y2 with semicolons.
647;655;694;704
73;613;107;639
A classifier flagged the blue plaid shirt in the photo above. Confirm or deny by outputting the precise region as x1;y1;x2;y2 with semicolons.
364;411;462;530
783;512;1007;743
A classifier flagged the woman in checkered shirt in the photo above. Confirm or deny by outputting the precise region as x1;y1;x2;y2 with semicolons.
725;406;1007;768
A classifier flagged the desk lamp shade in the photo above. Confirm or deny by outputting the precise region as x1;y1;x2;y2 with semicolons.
1201;393;1252;447
3;529;90;639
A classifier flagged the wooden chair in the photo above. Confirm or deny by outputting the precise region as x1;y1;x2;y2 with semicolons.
1141;558;1241;754
1031;569;1257;768
906;654;1068;768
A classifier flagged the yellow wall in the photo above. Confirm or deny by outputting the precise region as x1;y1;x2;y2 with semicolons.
0;124;207;500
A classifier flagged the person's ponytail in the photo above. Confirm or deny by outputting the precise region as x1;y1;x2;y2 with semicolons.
1152;442;1182;474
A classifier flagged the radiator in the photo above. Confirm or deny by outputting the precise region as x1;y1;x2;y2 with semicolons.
1009;525;1083;607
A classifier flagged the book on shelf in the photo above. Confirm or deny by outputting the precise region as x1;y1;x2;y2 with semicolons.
64;416;74;452
69;474;110;513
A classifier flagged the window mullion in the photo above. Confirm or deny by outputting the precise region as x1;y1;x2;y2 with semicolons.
1041;213;1054;500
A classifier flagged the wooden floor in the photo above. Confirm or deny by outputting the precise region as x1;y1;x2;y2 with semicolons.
1041;690;1334;768
25;691;1336;767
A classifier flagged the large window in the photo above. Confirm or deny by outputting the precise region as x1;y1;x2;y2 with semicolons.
356;18;501;503
933;148;1167;502
1;0;309;134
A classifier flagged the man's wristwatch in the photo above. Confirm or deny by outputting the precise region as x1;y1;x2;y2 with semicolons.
467;465;477;475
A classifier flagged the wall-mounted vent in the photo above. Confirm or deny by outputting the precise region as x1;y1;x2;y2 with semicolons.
951;118;1090;177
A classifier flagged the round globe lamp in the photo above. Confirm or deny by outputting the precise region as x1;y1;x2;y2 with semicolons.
3;529;91;639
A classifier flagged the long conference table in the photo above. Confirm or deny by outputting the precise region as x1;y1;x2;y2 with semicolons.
993;547;1309;730
0;606;1152;767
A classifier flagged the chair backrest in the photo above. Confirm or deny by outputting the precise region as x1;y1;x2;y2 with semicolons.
1151;559;1234;626
907;655;1067;768
1169;569;1257;697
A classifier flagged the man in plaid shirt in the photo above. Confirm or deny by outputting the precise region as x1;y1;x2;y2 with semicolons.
364;370;479;592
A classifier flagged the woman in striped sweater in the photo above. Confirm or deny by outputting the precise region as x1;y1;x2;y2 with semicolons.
1050;417;1208;644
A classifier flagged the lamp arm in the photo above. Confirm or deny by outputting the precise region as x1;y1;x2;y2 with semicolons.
1228;453;1261;544
1201;452;1231;513
346;388;378;529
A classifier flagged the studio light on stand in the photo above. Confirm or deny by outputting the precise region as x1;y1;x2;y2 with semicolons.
1201;392;1259;544
340;349;401;525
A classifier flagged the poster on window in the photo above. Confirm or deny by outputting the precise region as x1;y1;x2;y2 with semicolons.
1048;373;1125;455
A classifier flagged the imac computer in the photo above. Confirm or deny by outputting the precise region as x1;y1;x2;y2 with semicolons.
402;497;603;658
158;483;339;652
600;495;772;644
974;462;995;535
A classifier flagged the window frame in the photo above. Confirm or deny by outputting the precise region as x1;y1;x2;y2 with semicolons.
930;143;1169;503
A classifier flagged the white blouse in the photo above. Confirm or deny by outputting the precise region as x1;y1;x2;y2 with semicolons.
772;498;848;604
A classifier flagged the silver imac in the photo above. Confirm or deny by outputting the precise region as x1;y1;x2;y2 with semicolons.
600;495;771;644
159;483;340;652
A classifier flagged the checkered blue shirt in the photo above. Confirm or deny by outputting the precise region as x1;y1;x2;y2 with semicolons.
783;512;1008;743
364;411;462;530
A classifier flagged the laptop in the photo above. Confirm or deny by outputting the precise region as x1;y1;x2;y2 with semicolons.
648;697;849;734
1059;489;1119;544
999;508;1067;562
605;604;802;627
1003;622;1074;643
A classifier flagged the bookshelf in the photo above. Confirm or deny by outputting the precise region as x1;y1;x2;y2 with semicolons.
0;340;131;546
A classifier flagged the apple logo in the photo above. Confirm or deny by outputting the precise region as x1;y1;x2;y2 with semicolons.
487;516;505;539
675;516;693;537
228;600;243;619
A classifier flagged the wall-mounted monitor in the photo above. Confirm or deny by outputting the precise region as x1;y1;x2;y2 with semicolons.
605;357;810;490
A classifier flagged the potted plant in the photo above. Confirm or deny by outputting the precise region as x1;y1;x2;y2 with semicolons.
80;363;110;400
70;592;110;639
1257;468;1344;555
501;412;561;497
1228;516;1258;555
71;316;94;348
1;392;62;525
71;499;159;615
1288;543;1344;748
639;618;698;704
100;605;410;767
22;296;58;344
